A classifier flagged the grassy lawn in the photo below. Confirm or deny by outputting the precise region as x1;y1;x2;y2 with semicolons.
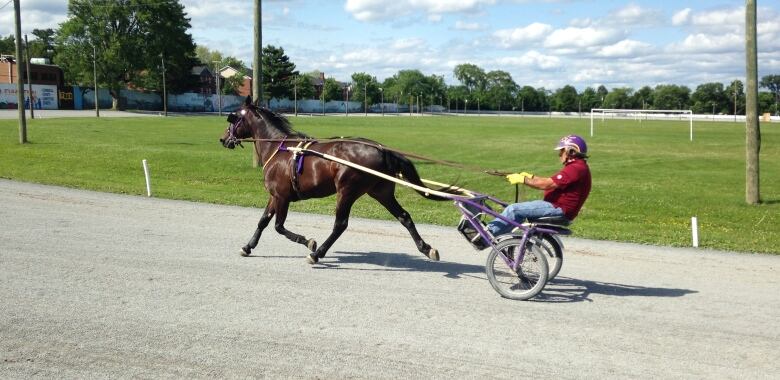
1;114;778;254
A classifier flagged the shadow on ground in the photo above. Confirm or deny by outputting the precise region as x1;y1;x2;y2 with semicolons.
535;276;698;303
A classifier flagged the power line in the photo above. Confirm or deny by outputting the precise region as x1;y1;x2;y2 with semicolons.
0;0;13;11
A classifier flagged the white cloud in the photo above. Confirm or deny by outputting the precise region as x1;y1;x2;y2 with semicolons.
672;8;691;26
608;4;663;26
455;21;482;31
344;0;496;22
493;23;553;48
544;27;625;49
668;33;742;54
0;0;68;35
597;39;653;58
496;50;561;70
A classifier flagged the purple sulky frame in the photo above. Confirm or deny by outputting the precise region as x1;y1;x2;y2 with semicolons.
453;192;571;272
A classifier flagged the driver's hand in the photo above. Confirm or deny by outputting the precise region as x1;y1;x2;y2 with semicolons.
506;172;534;184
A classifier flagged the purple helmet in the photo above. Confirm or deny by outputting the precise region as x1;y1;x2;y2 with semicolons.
554;135;588;155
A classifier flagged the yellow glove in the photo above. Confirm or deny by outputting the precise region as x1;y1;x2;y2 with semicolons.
506;172;534;185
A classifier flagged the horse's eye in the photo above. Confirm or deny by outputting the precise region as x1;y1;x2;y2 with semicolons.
240;109;247;115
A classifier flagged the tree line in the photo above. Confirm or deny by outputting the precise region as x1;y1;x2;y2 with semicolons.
1;0;778;114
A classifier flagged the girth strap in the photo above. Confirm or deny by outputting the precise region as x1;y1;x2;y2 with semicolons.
290;141;317;199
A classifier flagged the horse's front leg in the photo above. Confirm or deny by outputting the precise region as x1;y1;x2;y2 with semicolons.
241;198;276;256
273;197;318;253
307;191;361;264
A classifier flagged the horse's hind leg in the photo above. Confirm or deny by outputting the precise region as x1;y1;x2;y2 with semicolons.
272;197;318;253
369;185;439;261
241;198;276;256
307;191;361;264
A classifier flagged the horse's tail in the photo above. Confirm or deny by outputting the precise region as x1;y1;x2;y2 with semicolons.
384;150;457;201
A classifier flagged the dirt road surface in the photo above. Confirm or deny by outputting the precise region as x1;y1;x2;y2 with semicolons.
1;179;778;378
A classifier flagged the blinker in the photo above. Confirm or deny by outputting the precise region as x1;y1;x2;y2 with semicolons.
227;113;240;124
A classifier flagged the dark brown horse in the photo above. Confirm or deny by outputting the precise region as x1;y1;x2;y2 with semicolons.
220;97;453;264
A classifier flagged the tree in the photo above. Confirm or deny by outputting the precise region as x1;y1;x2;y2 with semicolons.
691;82;727;114
551;85;578;112
725;80;745;115
603;87;633;109
23;29;57;62
631;86;654;109
517;86;544;111
293;74;315;100
484;70;517;111
579;87;600;111
261;45;297;100
453;63;486;96
0;35;14;55
56;0;197;109
759;74;780;115
653;84;690;110
321;77;342;102
350;72;380;107
596;85;609;106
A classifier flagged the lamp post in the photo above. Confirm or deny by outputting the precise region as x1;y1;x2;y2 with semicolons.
294;76;298;116
465;99;468;114
346;85;351;117
24;34;34;119
161;53;167;117
93;44;99;118
213;60;222;116
379;87;384;116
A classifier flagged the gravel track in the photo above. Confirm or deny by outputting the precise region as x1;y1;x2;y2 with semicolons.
1;179;778;378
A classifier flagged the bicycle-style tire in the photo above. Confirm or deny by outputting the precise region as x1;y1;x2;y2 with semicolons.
485;238;549;300
530;234;563;281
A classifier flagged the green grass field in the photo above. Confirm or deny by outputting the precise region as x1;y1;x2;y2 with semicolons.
1;114;778;253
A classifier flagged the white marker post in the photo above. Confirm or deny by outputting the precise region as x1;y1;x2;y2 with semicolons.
142;159;152;197
691;217;699;248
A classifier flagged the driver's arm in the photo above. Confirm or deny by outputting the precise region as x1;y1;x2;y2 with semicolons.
524;176;557;190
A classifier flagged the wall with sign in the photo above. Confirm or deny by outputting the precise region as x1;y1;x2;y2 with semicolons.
0;84;59;110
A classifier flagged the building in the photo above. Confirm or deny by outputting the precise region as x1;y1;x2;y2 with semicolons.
0;55;64;87
190;65;216;96
218;66;252;97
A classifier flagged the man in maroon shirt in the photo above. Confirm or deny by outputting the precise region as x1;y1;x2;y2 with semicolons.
485;135;592;237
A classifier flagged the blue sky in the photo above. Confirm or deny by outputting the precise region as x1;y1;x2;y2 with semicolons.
3;0;779;91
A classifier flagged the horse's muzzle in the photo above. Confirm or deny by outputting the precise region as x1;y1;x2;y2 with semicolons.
219;138;237;149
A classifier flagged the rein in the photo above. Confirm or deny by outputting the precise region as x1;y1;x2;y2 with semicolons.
240;137;508;177
226;105;507;176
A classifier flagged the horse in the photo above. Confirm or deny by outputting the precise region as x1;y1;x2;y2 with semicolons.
219;96;454;264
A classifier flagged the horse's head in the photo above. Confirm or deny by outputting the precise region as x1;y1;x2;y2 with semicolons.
219;96;256;149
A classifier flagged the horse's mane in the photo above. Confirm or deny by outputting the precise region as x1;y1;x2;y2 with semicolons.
255;107;310;139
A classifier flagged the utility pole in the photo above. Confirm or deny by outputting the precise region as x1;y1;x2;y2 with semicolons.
93;44;99;118
24;34;34;119
13;0;27;143
161;54;167;116
745;0;760;204
364;82;367;116
252;0;263;167
213;61;222;116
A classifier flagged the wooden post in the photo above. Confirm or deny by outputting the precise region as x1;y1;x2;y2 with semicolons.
24;34;34;119
745;0;760;204
252;0;263;168
13;0;27;143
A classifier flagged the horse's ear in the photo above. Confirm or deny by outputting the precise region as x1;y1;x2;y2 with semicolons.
244;96;252;106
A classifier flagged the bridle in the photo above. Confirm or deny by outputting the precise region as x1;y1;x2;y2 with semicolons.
223;110;246;149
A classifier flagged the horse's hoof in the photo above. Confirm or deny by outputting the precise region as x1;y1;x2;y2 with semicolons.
306;253;319;265
427;248;440;261
306;239;318;252
240;247;251;257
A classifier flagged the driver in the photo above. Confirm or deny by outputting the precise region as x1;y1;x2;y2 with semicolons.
484;134;592;237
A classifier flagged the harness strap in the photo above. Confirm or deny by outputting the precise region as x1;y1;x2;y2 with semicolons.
262;138;287;168
290;141;317;199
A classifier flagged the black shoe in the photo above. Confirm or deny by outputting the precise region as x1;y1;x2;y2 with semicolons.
458;218;491;250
